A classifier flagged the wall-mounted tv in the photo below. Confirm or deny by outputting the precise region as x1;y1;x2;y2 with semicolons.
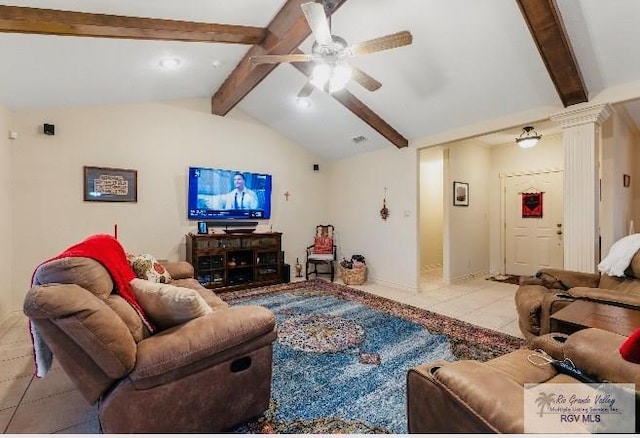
188;167;272;220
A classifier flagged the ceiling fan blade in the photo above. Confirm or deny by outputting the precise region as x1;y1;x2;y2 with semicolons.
250;53;314;65
349;31;413;56
351;67;382;92
301;2;332;45
297;81;315;98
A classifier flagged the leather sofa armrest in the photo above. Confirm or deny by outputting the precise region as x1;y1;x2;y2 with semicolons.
160;261;194;280
537;268;600;289
530;333;569;360
408;357;534;433
567;287;640;309
563;328;640;384
131;305;276;388
24;284;137;378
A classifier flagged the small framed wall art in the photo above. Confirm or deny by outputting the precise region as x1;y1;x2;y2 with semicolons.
84;166;138;202
453;181;469;207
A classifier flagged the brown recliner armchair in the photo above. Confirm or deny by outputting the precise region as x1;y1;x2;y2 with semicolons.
407;328;640;433
515;251;640;340
23;256;276;433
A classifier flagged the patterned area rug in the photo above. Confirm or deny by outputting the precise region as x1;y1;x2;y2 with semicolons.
222;280;525;434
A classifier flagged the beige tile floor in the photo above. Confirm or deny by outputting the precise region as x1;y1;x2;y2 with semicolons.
0;268;522;433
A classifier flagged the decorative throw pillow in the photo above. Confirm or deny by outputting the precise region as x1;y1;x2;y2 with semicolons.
313;236;333;254
619;327;640;364
130;279;212;329
127;253;172;283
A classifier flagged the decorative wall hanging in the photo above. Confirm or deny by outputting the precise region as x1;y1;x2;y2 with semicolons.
380;187;389;220
453;181;469;206
522;192;544;218
84;166;138;202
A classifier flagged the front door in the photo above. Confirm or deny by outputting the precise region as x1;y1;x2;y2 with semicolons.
505;171;564;276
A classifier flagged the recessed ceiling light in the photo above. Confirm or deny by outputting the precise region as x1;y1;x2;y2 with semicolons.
158;57;181;70
296;96;312;109
211;60;223;68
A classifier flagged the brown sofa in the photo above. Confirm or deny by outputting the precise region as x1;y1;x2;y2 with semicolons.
515;251;640;340
23;257;276;433
407;328;640;433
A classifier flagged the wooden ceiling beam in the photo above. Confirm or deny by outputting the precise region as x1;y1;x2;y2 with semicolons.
292;58;408;149
211;0;349;116
0;6;265;44
516;0;588;107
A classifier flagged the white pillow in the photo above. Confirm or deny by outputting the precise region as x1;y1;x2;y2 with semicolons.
130;279;212;329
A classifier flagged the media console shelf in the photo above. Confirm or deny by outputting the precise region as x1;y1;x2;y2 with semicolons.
186;232;283;291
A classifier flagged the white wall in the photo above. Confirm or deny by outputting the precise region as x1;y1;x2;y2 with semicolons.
0;105;14;315
443;140;491;282
419;147;443;268
10;99;328;304
328;147;419;291
488;134;564;274
600;107;639;256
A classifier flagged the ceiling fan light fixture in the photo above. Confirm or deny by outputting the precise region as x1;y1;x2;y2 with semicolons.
329;63;352;93
311;63;352;93
516;126;541;149
311;63;331;90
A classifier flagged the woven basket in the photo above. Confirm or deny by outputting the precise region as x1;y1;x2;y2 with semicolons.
340;265;366;285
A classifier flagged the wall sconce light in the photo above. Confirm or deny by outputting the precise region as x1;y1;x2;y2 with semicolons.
515;126;542;149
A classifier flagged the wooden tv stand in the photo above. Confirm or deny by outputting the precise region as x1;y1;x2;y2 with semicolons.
186;232;283;292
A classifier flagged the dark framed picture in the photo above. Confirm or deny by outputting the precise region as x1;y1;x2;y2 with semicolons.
624;174;631;188
197;221;209;235
453;181;469;207
84;166;137;202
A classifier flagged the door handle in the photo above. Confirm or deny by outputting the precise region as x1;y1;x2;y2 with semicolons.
556;230;563;235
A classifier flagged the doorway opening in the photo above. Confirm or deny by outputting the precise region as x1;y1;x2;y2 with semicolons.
419;147;445;290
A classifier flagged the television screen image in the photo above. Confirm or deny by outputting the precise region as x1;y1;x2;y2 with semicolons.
188;167;272;220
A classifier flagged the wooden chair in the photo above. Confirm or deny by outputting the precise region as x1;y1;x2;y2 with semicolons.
306;225;336;282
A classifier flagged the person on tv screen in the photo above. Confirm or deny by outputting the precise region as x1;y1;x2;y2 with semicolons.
224;173;259;210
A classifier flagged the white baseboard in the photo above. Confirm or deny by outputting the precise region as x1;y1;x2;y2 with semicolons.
448;270;489;284
369;277;420;294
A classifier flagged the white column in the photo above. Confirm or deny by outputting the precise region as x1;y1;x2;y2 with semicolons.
550;104;612;273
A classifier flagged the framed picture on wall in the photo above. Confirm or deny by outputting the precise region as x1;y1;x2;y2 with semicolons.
84;166;138;202
453;181;469;207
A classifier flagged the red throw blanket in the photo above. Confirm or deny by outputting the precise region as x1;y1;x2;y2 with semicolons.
32;234;154;332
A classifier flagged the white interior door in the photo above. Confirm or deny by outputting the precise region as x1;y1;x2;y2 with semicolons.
505;171;564;276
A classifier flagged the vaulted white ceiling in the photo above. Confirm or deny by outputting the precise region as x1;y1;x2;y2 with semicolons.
1;0;639;160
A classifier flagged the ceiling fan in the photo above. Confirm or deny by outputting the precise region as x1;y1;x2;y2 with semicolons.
249;1;413;97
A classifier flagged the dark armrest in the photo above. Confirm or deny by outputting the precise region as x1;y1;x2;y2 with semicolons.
131;305;276;389
567;287;640;309
159;261;194;280
537;268;600;289
563;328;640;384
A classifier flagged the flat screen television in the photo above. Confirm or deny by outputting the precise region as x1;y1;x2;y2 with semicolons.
188;166;272;220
